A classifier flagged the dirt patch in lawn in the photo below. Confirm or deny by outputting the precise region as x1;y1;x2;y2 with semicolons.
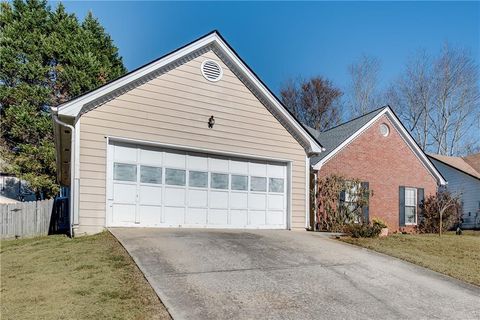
1;231;171;320
340;231;480;286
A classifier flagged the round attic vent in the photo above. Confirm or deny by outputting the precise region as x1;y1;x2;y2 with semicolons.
379;123;390;137
201;60;223;82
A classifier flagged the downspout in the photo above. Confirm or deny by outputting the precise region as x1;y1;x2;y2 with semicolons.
52;114;75;238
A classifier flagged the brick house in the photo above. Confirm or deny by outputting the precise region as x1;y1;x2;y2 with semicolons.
307;106;446;232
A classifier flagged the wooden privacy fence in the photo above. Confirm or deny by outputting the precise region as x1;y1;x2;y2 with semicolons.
1;199;54;239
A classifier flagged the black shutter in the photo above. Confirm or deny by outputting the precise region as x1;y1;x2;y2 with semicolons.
361;181;369;223
399;186;406;227
417;188;424;224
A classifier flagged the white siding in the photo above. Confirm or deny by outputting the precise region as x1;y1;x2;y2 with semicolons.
431;159;480;229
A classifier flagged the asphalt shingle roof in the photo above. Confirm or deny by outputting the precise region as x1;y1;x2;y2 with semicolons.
309;107;386;165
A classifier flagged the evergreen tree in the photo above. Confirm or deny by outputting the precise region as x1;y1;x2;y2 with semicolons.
0;0;126;199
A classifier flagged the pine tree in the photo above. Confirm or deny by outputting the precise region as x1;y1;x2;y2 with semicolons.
0;0;126;199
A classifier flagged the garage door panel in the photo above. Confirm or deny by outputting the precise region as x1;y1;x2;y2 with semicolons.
210;191;228;209
112;204;136;223
267;210;284;225
113;183;137;203
188;189;208;207
139;185;162;205
230;160;248;174
164;187;186;206
114;144;137;162
268;194;284;210
139;205;161;225
249;210;266;225
164;151;186;168
249;162;267;176
164;207;185;225
230;210;248;226
186;208;207;224
209;209;228;225
209;158;229;172
187;155;208;171
267;164;285;178
230;192;247;209
139;148;162;166
248;193;267;210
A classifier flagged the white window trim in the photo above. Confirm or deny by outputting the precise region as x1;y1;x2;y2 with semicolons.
404;187;417;226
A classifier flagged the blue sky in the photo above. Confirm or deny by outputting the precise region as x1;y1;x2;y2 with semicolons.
56;1;479;94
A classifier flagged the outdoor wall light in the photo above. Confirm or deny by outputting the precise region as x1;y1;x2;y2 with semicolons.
208;115;215;128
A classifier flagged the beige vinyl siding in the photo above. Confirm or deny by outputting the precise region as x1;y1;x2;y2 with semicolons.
77;50;307;234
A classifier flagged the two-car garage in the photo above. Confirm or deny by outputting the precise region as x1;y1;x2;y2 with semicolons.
53;32;323;235
107;141;289;229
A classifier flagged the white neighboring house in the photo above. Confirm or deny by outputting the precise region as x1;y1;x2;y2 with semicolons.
428;153;480;229
0;171;36;204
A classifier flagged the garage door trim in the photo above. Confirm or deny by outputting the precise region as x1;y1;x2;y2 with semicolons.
105;136;293;229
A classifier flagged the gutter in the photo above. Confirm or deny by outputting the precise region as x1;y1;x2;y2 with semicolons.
51;112;75;238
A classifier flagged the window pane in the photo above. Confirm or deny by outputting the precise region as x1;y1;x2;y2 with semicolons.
405;206;416;224
345;182;360;202
114;163;136;182
140;166;162;184
269;178;284;193
189;171;207;188
231;175;247;191
405;188;416;206
165;168;186;186
211;173;228;189
250;177;266;192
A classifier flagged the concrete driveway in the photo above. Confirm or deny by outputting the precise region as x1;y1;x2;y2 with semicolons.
111;228;479;320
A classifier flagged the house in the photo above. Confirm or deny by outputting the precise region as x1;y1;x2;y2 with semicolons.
51;31;323;235
52;31;447;236
308;107;446;232
428;153;480;229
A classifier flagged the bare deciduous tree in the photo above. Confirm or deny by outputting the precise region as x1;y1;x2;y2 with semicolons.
389;44;480;156
387;50;433;150
280;76;342;131
347;54;381;117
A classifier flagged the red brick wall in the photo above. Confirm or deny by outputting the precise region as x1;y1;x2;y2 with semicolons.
316;114;438;232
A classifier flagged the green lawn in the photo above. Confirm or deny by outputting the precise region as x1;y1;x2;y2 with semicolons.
1;232;171;320
340;231;480;286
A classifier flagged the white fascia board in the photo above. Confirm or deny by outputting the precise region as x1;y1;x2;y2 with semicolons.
54;32;322;154
313;107;446;185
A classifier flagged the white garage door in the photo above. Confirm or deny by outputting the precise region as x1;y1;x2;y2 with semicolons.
107;142;288;229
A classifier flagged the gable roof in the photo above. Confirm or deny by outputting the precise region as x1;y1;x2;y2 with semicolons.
309;106;447;185
309;107;385;165
51;30;322;155
428;153;480;180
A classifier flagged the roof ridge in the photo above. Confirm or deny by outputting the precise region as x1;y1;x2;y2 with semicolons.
320;105;387;133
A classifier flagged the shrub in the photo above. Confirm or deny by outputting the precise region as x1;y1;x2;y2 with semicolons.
417;190;461;234
372;217;387;229
316;174;372;232
345;223;382;238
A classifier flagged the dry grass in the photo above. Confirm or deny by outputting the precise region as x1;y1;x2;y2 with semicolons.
1;231;171;320
340;231;480;286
